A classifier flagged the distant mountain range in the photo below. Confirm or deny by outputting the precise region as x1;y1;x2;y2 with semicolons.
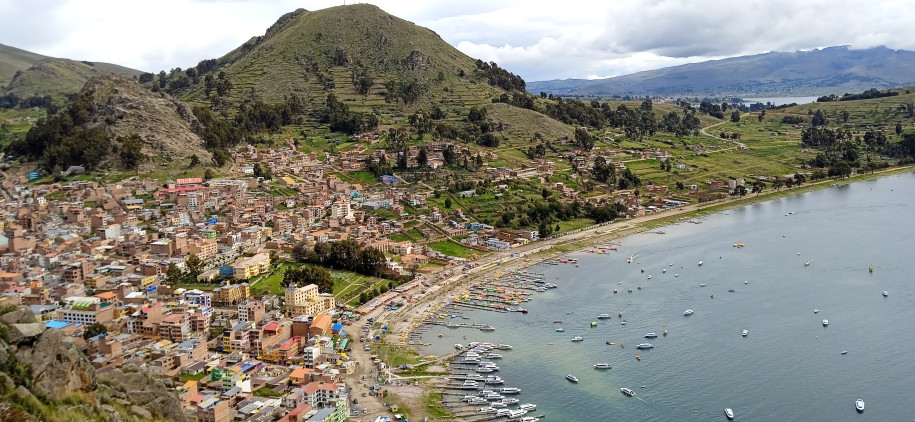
0;43;142;105
528;46;915;98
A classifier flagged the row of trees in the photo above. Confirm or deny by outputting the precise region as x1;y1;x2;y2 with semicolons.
291;239;401;280
281;265;334;293
320;94;379;134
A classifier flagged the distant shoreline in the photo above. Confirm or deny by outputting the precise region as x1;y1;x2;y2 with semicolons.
395;164;915;346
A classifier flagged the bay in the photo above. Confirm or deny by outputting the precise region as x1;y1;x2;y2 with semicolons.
741;96;820;106
422;172;915;421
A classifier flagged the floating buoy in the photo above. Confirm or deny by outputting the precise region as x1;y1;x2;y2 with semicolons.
636;355;641;361
628;289;632;293
619;312;623;318
663;330;668;336
438;333;443;338
590;321;597;327
637;286;642;290
641;268;645;273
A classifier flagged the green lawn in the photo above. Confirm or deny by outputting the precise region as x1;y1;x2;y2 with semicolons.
427;241;476;258
178;372;208;381
385;232;411;242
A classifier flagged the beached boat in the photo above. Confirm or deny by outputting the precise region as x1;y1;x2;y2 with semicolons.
725;408;734;419
683;309;694;316
571;336;584;342
566;374;579;382
621;387;636;396
593;363;612;369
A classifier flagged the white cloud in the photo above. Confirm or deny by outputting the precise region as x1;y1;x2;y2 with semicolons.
0;0;912;80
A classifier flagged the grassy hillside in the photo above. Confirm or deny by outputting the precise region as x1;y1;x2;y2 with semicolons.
174;4;504;117
1;43;144;105
0;43;49;83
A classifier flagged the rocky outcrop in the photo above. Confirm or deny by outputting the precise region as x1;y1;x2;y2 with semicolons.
97;366;186;422
78;73;212;170
7;323;45;344
14;328;96;400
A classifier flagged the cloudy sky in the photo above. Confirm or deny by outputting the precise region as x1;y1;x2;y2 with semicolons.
1;0;912;82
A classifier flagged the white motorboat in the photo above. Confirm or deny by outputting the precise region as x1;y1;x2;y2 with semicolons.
813;309;819;313
455;344;465;350
485;376;504;384
636;343;654;349
725;408;734;419
566;374;579;382
465;352;479;357
699;283;707;287
593;363;612;369
742;329;749;337
621;387;636;396
823;319;829;326
519;417;540;422
498;344;512;350
499;387;521;394
683;309;694;315
479;325;495;331
477;406;497;413
597;313;612;319
500;397;519;405
698;261;703;266
489;402;507;408
883;291;888;297
571;336;583;342
855;399;864;412
486;353;503;359
462;380;478;387
518;403;537;411
555;328;565;332
645;332;658;338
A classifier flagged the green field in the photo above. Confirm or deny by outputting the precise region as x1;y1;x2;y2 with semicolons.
427;241;476;258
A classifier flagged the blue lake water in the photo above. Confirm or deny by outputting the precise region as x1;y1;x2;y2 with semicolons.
741;96;821;106
421;172;915;421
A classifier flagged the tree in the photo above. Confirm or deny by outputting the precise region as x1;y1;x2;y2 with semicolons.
896;122;903;136
811;109;827;126
541;188;552;200
83;322;107;339
212;149;232;167
841;110;850;123
185;254;204;279
204;168;215;181
118;134;146;172
573;127;595;150
730;111;741;123
189;154;201;168
417;146;428;167
166;263;185;284
444;198;452;208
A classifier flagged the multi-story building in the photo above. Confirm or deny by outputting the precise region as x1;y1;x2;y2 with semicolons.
183;289;213;316
284;285;336;317
211;282;250;307
61;297;115;325
159;313;190;342
238;299;265;324
301;381;346;408
185;395;231;422
230;253;271;280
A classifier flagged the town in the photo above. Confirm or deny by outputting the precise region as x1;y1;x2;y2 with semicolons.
0;136;797;422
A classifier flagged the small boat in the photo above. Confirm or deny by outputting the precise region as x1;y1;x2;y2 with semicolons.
725;408;735;419
566;374;579;382
621;387;636;396
487;353;503;359
645;332;657;338
744;280;748;284
597;313;612;319
855;399;864;412
813;309;819;313
699;283;707;287
498;344;512;350
555;328;565;332
489;402;507;408
519;417;540;422
883;291;888;297
636;343;654;349
822;319;829;326
553;320;563;324
455;344;465;350
675;273;679;277
698;261;703;266
571;336;584;342
805;261;810;266
684;309;694;316
518;403;537;411
480;325;496;331
742;329;749;337
841;351;848;355
500;397;519;404
594;363;612;369
647;275;652;279
499;387;521;394
605;341;615;345
728;289;735;293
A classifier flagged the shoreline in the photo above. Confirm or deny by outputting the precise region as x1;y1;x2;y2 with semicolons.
373;165;913;418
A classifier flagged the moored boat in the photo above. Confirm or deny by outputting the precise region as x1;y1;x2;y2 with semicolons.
855;399;864;412
823;319;829;326
725;408;734;419
566;374;579;382
742;329;749;337
593;363;612;369
571;336;584;342
684;309;694;315
621;387;636;396
645;332;657;338
636;343;654;349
